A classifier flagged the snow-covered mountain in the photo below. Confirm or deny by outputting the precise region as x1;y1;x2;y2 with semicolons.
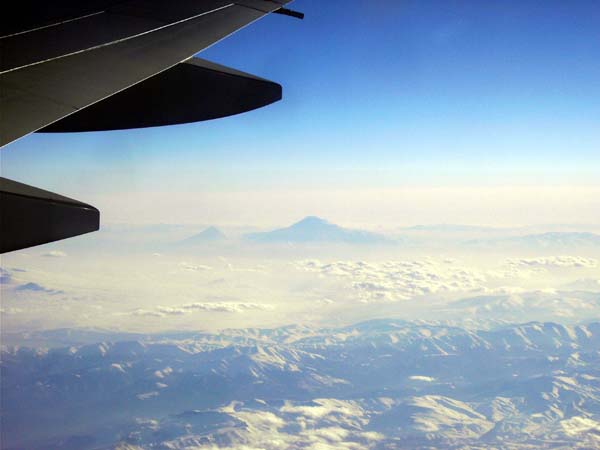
244;216;389;244
3;319;600;449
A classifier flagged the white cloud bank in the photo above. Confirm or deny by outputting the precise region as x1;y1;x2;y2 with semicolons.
295;259;487;303
41;251;67;258
131;302;274;318
506;256;598;269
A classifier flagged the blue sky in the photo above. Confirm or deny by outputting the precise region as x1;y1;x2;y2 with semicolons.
2;0;599;223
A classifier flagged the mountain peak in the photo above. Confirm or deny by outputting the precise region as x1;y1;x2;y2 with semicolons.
202;226;225;236
180;226;227;245
295;216;329;225
290;216;333;230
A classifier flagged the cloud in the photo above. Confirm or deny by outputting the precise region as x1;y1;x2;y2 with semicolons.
409;375;436;382
136;391;159;400
155;306;187;315
154;367;173;379
183;302;274;313
316;298;335;306
41;250;67;258
15;282;63;295
506;256;598;269
131;302;274;318
0;268;12;284
132;309;165;318
178;262;212;272
488;256;599;280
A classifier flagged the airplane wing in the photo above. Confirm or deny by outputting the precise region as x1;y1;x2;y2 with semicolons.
0;0;299;147
0;0;302;253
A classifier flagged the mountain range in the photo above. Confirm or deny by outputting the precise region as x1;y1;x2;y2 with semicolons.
466;231;600;249
170;222;600;250
3;319;600;449
244;216;390;244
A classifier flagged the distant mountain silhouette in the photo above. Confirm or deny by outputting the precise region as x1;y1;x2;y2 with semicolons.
466;232;600;248
512;232;600;247
179;226;227;245
244;216;388;244
405;224;499;233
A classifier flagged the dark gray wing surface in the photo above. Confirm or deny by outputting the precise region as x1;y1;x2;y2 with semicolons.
0;177;99;253
41;57;283;132
0;0;291;147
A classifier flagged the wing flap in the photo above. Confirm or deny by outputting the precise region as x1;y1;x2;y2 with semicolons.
40;57;282;132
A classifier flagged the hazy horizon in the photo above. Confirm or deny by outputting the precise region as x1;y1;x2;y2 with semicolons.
2;216;599;335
